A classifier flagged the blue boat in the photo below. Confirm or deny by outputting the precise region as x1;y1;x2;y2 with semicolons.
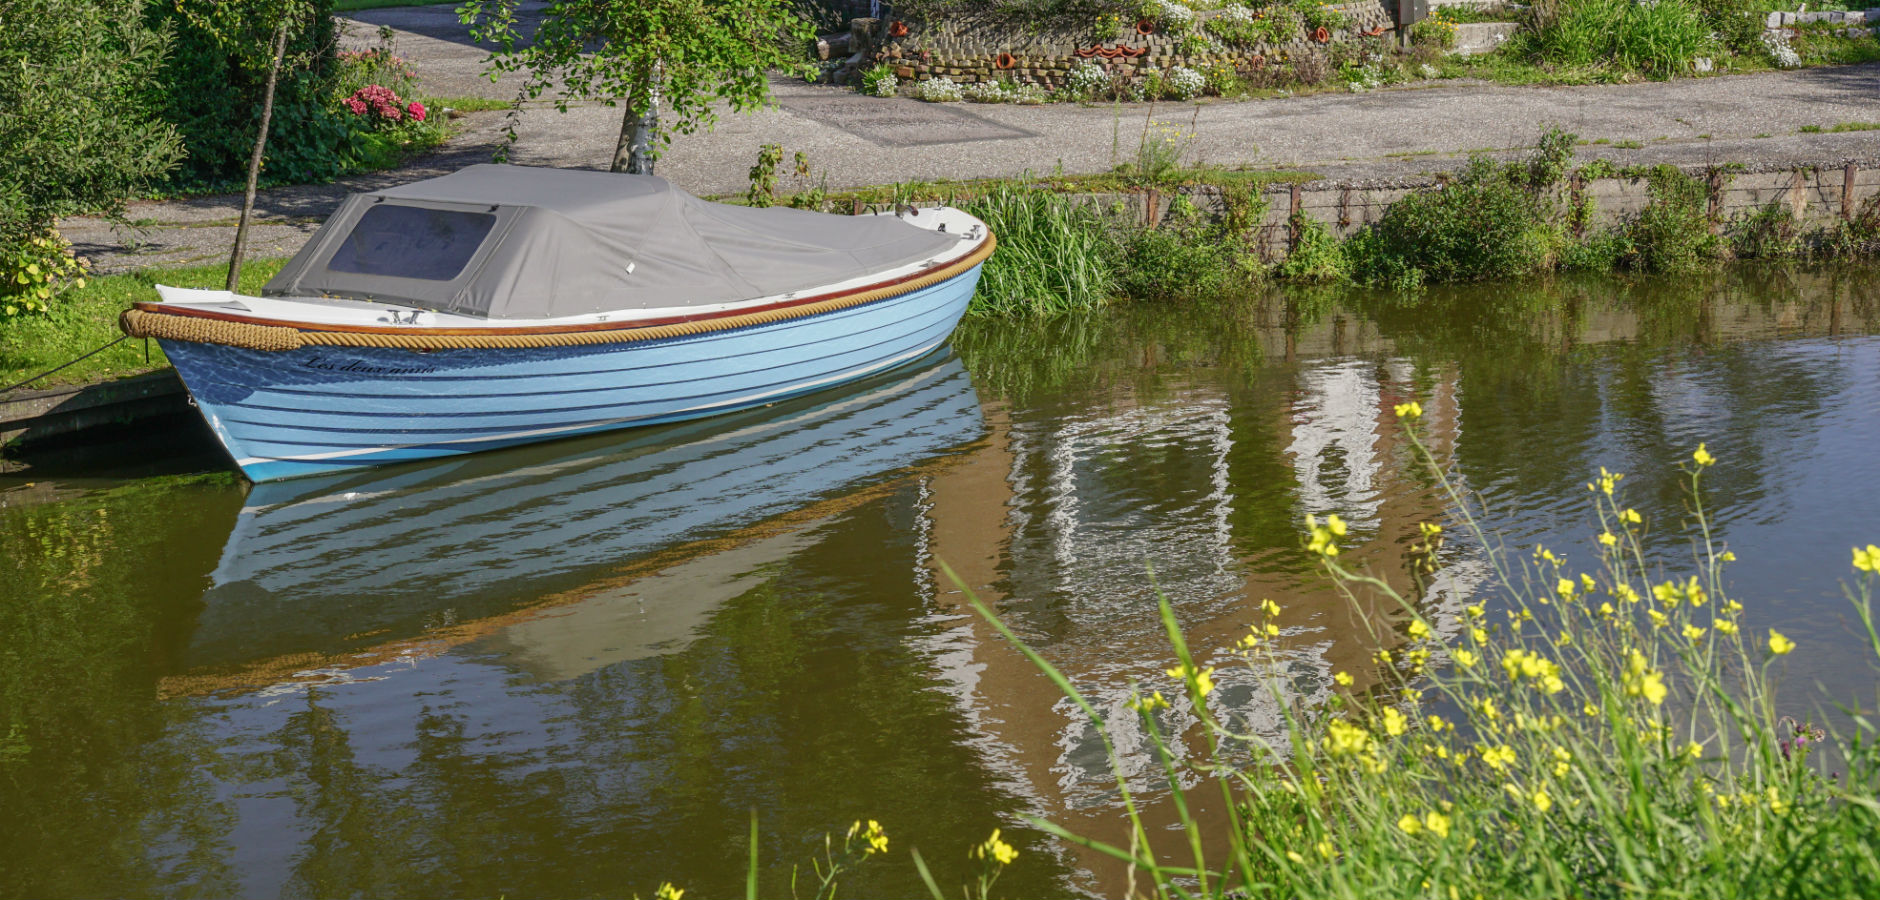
121;165;993;481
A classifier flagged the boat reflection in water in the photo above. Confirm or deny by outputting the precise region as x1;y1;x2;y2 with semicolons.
180;350;985;682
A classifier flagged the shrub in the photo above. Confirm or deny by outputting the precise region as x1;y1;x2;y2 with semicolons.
962;186;1117;316
1275;213;1348;281
1623;165;1721;272
1826;194;1880;258
1346;142;1570;285
1;0;179;320
148;0;369;191
1296;0;1347;32
1730;200;1804;260
1118;194;1266;302
1410;11;1458;48
1206;5;1261;45
914;76;964;101
0;233;89;320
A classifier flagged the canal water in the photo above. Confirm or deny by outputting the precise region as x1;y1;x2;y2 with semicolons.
3;267;1877;898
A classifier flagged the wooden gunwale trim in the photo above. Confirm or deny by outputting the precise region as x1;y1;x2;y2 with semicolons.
132;235;989;337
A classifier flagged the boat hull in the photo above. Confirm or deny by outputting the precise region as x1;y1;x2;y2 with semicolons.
160;263;982;481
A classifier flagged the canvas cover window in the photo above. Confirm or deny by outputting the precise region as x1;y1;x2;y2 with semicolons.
327;205;496;282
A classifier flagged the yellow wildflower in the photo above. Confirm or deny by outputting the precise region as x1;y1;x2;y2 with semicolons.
1854;544;1880;573
1286;851;1305;864
974;828;1017;865
1382;707;1408;737
1471;627;1488;645
1479;745;1515;770
1683;624;1706;642
1769;630;1795;656
1692;443;1716;467
1465;604;1485;619
654;884;684;900
1130;691;1170;712
1262;598;1282;617
1334;671;1354;686
1624;651;1668;705
1583;703;1599;717
1409;619;1431;640
1424;811;1451;838
1557;578;1577;600
850;820;889;855
1620;508;1642;525
1767;787;1789;815
1649;609;1669;628
1613;584;1641;604
1684;741;1703;760
1316;840;1335;858
1398;813;1423;835
1394;401;1423;419
1714;619;1739;636
1598;531;1618;548
1454;649;1478;668
1532;789;1552;812
1325;720;1374;757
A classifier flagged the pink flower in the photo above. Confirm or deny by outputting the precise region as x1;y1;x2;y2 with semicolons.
405;101;426;122
344;97;368;116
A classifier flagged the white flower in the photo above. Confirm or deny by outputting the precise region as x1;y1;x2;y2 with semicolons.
1067;61;1110;98
1156;0;1196;29
915;76;963;102
1167;65;1205;99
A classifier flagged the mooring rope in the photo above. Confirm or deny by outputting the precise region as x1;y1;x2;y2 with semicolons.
121;235;995;353
0;335;130;394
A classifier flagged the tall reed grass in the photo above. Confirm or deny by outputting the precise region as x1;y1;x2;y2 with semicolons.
1523;0;1712;74
962;186;1117;317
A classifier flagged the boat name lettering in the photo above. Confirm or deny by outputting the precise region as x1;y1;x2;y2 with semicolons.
303;355;440;376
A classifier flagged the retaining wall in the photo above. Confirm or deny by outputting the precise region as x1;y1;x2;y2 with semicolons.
881;1;1397;88
1026;160;1880;259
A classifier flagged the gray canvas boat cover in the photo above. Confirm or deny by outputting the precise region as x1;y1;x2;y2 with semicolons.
262;165;961;319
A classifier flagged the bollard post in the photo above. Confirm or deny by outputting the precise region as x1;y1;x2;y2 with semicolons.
1846;163;1860;221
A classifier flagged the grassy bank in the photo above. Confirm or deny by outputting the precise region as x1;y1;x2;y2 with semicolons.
0;259;286;391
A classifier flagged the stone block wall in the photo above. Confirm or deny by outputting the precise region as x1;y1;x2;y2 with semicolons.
883;1;1396;88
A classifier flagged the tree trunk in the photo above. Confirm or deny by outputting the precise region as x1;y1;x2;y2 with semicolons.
227;20;290;293
611;66;659;175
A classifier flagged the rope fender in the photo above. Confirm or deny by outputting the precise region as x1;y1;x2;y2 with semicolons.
121;234;994;353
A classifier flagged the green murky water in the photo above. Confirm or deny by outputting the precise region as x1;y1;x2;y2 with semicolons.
3;267;1878;898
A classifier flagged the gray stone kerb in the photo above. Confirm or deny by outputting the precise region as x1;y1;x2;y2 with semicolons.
57;3;1880;274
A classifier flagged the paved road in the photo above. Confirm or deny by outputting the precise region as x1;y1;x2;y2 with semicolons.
63;2;1880;272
